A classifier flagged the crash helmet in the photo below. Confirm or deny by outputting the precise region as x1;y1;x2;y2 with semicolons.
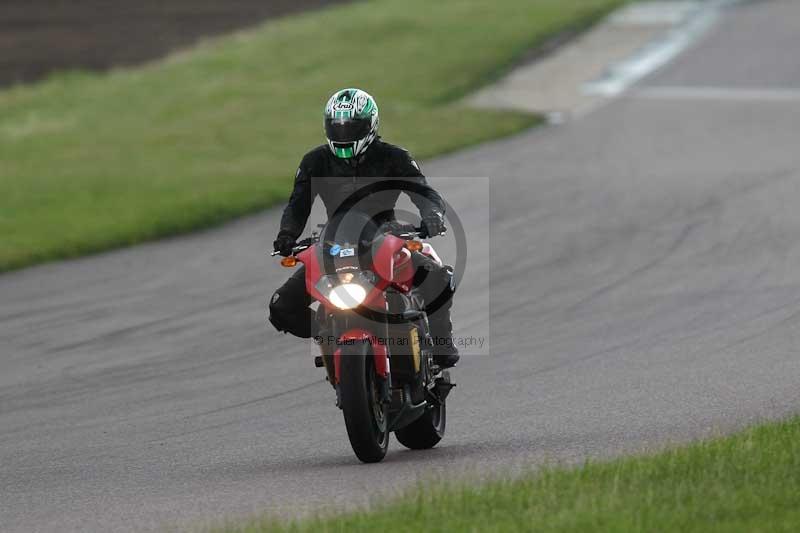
324;88;379;159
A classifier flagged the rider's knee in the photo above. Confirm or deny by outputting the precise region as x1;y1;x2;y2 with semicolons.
267;290;316;338
267;290;292;333
425;264;456;295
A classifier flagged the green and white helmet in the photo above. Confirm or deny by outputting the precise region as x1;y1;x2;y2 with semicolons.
324;88;379;159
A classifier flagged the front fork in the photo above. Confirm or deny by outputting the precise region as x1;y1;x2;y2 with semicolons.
318;311;392;407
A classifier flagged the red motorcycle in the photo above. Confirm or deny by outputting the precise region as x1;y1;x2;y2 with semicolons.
273;217;455;463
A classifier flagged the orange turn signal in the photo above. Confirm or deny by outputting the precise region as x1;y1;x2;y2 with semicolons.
405;240;423;252
280;256;298;267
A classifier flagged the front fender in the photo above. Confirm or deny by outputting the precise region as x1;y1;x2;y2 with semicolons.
333;328;389;384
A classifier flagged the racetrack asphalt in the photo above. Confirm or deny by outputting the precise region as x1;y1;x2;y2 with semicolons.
2;1;799;531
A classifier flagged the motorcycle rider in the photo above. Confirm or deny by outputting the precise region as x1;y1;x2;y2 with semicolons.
268;88;459;368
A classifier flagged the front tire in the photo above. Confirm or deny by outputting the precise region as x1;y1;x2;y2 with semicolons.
395;401;446;450
339;342;389;463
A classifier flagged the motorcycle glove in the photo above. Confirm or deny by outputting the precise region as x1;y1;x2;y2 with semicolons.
421;211;446;238
273;235;297;257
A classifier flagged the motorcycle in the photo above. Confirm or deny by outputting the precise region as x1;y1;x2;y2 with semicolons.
272;215;455;463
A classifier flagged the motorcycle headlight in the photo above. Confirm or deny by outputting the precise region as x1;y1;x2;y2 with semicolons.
328;283;368;310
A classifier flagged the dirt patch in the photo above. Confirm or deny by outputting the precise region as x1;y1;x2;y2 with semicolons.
0;0;350;87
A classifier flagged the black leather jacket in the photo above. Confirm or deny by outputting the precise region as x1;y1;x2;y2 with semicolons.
277;139;446;240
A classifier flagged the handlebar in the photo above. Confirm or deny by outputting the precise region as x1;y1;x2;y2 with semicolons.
270;225;445;257
270;236;317;257
394;224;425;238
390;223;448;239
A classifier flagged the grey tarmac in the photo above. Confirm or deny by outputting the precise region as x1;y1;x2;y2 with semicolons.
1;1;799;531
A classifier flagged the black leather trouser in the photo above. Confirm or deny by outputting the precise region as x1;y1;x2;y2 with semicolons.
268;266;317;338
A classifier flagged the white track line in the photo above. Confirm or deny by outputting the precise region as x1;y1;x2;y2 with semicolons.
584;0;738;97
632;86;800;102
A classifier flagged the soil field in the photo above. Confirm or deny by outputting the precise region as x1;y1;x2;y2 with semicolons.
0;0;349;86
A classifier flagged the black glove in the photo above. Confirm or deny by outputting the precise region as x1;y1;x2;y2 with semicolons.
421;211;446;238
273;235;296;257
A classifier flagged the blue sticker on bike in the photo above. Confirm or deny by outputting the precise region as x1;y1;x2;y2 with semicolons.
329;244;341;256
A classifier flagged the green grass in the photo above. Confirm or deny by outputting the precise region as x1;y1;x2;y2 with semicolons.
0;0;625;272
219;417;800;533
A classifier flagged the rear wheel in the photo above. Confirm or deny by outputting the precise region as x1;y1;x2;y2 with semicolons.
339;342;389;463
395;400;446;450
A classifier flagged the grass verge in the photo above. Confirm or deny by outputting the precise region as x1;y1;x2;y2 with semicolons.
0;0;625;272
216;416;800;532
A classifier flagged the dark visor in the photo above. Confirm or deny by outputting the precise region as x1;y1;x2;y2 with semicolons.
325;117;372;143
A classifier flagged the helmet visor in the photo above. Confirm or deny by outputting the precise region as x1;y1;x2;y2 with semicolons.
325;117;372;143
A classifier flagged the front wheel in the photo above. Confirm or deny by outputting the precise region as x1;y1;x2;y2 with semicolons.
339;342;389;463
395;401;446;450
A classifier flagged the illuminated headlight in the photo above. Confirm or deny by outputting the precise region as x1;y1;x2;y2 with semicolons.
328;283;367;310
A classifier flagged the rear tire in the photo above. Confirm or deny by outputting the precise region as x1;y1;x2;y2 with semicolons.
339;342;389;463
395;401;446;450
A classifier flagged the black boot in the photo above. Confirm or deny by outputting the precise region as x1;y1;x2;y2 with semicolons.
414;259;459;368
430;319;460;368
428;290;459;368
